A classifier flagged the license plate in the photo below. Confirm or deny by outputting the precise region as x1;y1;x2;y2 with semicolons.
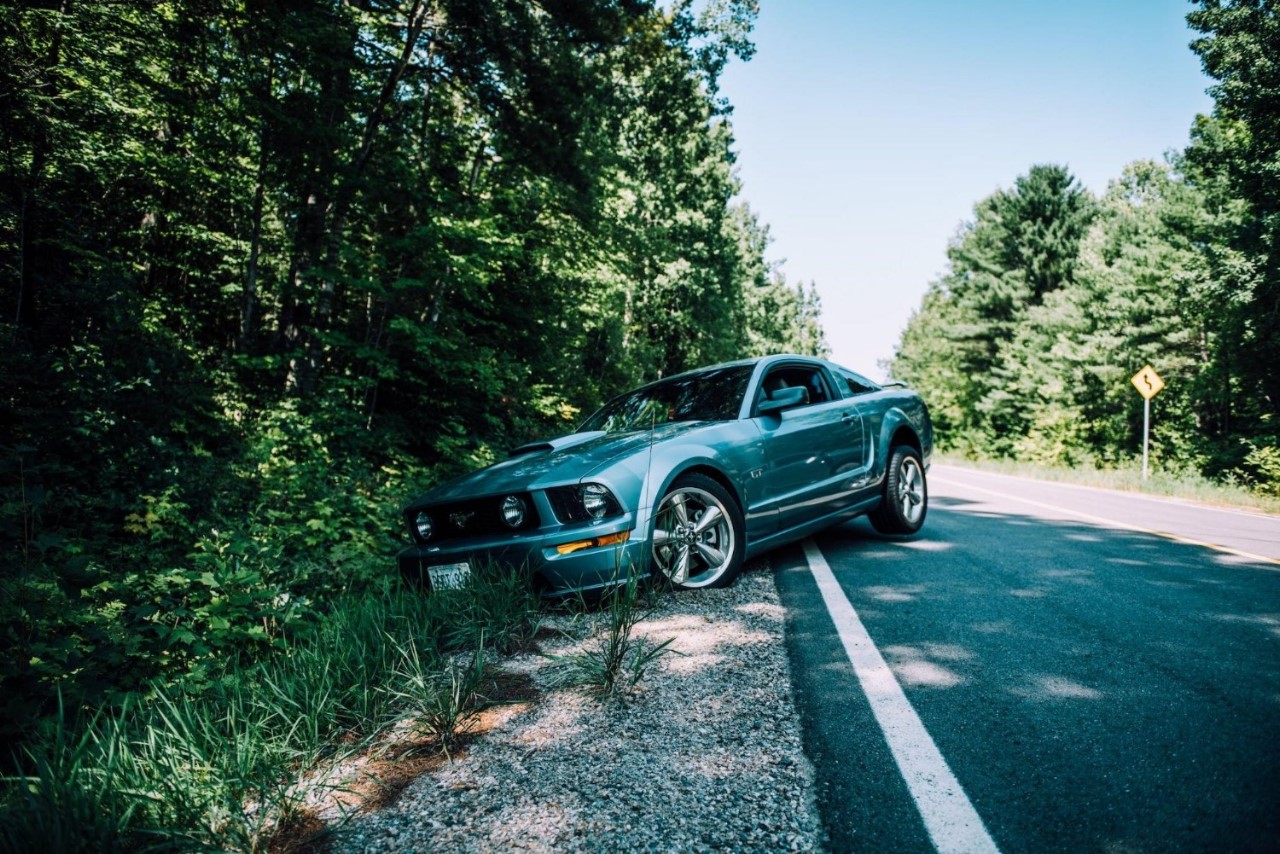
428;561;471;590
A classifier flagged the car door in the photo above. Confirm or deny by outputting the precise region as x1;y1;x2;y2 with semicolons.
833;368;889;498
754;363;865;530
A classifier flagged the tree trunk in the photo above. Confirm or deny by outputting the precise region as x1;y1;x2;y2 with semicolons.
241;57;274;353
16;0;71;332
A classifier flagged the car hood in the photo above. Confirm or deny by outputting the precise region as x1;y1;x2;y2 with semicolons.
414;422;715;505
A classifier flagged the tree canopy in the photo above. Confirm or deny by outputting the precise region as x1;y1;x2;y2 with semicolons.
0;0;826;744
892;0;1279;489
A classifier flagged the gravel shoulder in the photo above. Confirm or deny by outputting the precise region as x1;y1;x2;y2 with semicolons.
329;559;827;852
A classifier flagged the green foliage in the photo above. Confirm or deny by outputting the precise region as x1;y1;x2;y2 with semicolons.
0;0;820;751
893;164;1098;456
0;566;541;851
890;0;1280;488
387;639;488;760
1238;437;1280;497
893;33;1280;492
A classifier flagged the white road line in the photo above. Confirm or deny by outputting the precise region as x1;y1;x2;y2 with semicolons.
931;475;1280;569
802;539;1000;854
936;465;1280;521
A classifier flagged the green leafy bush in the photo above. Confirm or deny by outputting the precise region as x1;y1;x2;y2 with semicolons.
0;564;542;851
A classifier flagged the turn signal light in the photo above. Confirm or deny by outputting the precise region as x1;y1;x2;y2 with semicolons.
555;530;631;556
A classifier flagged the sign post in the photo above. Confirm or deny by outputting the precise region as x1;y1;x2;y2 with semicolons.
1130;365;1165;480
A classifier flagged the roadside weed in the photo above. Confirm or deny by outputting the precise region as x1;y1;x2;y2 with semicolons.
549;569;677;700
387;637;489;760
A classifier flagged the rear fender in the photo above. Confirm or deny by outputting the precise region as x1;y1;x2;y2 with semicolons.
875;407;925;482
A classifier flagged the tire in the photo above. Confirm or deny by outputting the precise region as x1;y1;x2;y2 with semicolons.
869;446;928;535
650;473;744;590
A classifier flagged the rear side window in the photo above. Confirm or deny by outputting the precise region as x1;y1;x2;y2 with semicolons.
837;370;880;397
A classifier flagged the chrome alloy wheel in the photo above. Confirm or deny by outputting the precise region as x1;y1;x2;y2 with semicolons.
897;455;926;526
652;486;736;588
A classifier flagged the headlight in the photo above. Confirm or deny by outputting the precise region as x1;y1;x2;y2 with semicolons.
547;484;622;523
582;483;611;519
414;511;434;541
501;494;527;528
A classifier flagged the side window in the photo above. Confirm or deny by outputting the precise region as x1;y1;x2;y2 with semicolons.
838;370;879;397
760;366;832;408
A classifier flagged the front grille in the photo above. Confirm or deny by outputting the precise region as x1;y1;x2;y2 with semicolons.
408;493;539;544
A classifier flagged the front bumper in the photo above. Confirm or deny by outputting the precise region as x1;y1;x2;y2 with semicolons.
397;514;649;596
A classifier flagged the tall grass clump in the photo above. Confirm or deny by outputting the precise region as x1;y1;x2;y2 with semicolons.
0;563;546;852
431;560;543;654
550;569;676;700
0;702;136;853
386;636;488;760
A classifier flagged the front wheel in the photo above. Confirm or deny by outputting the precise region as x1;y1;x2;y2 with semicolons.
651;474;744;589
869;446;928;535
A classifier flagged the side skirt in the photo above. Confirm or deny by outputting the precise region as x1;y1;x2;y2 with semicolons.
744;495;882;561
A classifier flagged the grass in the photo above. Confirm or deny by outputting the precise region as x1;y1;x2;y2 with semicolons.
0;564;544;853
548;569;678;701
386;635;488;761
935;454;1280;515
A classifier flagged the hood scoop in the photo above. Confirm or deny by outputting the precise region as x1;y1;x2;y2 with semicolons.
509;430;607;457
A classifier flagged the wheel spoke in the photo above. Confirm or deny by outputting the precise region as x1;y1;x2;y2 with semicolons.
653;528;676;546
670;494;690;527
672;546;692;584
694;542;726;569
693;505;723;534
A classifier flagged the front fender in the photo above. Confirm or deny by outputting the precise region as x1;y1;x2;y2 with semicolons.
580;431;764;542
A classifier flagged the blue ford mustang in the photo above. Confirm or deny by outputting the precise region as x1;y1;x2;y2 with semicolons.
398;355;932;595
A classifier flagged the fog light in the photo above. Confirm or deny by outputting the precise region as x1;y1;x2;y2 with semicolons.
501;495;527;528
414;511;433;541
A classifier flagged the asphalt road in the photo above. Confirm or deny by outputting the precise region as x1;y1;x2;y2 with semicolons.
773;464;1280;852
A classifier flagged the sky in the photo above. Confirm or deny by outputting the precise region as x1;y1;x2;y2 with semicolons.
717;0;1215;380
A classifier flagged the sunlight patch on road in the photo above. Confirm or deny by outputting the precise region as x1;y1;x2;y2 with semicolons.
1039;569;1094;581
893;660;964;688
1012;676;1103;701
1064;532;1103;542
862;584;927;603
882;644;973;689
1207;613;1280;639
889;539;955;552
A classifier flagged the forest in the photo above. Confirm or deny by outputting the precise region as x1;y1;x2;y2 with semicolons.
891;1;1280;496
1;0;827;751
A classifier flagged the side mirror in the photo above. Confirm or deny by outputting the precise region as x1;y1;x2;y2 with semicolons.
758;386;808;415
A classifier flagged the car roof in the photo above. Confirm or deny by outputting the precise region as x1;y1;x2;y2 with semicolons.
653;353;826;385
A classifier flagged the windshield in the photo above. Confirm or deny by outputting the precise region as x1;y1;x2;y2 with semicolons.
579;365;754;433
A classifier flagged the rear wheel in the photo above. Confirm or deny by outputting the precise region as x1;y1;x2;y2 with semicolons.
869;446;927;535
651;474;744;589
